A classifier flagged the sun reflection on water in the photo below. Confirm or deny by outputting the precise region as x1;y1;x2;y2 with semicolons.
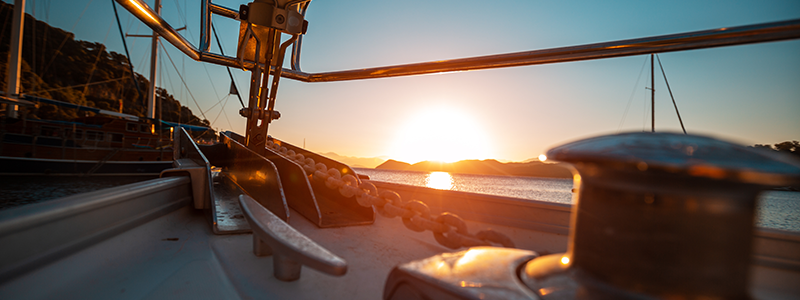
426;171;453;190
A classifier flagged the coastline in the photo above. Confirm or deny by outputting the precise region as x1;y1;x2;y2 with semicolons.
373;159;573;179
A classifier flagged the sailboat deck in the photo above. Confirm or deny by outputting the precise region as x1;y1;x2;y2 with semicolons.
1;185;798;299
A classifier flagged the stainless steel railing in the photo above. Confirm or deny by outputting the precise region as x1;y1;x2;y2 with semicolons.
117;0;800;83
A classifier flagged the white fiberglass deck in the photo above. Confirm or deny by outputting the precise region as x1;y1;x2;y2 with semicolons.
0;188;798;299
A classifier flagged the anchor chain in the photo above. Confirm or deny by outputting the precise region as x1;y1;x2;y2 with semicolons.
266;141;516;249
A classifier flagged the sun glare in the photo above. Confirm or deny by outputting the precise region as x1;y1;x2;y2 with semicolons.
426;172;453;190
389;108;492;164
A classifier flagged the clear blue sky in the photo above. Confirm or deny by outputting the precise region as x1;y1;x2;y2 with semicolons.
7;0;800;163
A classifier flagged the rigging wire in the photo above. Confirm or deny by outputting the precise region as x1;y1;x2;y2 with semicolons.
159;42;208;121
165;0;240;130
181;53;185;104
31;0;38;93
0;7;10;64
201;63;222;100
171;0;189;106
43;0;49;23
162;49;180;105
28;0;51;93
112;0;143;100
210;95;230;124
34;77;127;93
643;55;651;131
175;0;186;108
656;54;687;134
41;0;94;77
221;101;234;130
135;42;149;78
159;44;164;122
211;94;235;130
202;94;228;113
39;0;50;78
34;0;50;91
212;23;246;108
82;23;114;95
126;22;147;82
169;0;230;123
617;55;650;133
172;0;188;27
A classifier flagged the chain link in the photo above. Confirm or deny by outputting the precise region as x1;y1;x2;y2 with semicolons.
265;141;516;250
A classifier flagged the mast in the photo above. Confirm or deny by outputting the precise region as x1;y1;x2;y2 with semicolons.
146;0;161;120
651;53;655;132
4;0;25;118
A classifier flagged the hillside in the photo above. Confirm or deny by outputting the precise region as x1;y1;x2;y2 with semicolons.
0;2;209;130
319;152;387;168
375;159;573;178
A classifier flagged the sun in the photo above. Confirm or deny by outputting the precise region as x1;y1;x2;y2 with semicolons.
389;107;492;164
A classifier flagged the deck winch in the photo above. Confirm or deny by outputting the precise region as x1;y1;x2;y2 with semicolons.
384;132;800;299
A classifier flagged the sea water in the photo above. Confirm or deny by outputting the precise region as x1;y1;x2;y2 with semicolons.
355;168;800;232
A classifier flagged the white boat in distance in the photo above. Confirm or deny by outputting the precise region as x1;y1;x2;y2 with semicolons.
1;1;799;299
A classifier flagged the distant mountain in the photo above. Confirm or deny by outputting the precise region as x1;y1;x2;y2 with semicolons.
320;152;387;168
375;159;572;178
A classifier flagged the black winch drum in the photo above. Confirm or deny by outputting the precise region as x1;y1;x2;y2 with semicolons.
523;132;800;299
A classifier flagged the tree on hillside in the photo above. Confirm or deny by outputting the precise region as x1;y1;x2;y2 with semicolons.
0;2;211;133
752;141;800;158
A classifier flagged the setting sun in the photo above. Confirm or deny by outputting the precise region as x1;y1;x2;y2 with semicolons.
389;107;492;164
426;172;454;190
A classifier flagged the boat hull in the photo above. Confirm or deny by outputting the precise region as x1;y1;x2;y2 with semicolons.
1;116;177;175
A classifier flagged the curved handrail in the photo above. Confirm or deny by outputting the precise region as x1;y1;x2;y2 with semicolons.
116;0;800;83
285;18;800;82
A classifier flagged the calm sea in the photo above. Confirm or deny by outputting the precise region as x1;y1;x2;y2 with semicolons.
355;168;800;232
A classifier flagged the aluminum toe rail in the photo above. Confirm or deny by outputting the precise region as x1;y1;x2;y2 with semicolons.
0;176;192;283
239;194;347;281
161;127;214;210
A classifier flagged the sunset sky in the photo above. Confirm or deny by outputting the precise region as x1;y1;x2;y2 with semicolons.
8;0;800;164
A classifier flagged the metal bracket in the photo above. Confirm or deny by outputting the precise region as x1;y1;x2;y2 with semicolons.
160;160;210;209
239;107;280;120
241;0;307;35
256;146;321;226
220;132;290;221
239;194;347;281
160;127;214;209
268;137;375;227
